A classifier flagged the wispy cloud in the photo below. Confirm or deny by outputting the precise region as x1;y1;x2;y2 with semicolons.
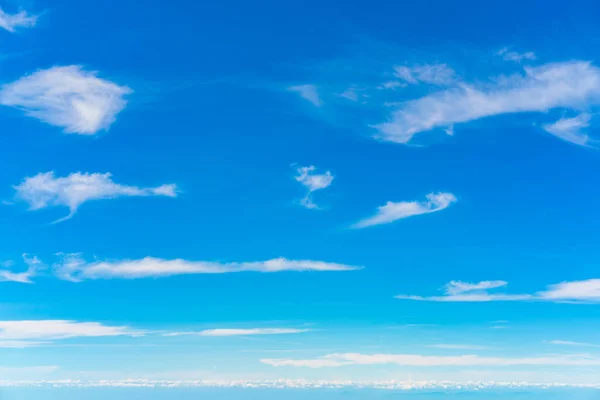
0;8;37;32
53;254;361;281
164;328;310;337
0;254;43;283
288;84;322;107
262;352;600;368
13;171;178;223
0;320;142;348
394;64;456;85
0;66;131;134
396;278;600;303
498;48;537;63
427;344;492;350
294;165;334;209
375;61;600;144
543;113;591;146
351;192;456;228
545;340;600;348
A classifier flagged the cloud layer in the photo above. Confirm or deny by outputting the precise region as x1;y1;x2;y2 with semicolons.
352;192;456;228
14;172;178;223
396;279;600;303
0;66;131;134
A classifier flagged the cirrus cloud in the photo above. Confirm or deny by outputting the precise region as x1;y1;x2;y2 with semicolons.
0;65;131;135
13;171;178;223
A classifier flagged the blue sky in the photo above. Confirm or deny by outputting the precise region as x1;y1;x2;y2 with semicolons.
1;0;600;390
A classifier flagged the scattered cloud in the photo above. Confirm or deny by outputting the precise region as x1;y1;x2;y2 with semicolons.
375;61;600;143
377;80;407;90
427;344;492;350
294;165;334;209
498;48;537;63
0;320;142;348
351;192;456;228
53;254;360;281
0;8;37;32
340;87;359;101
445;280;507;295
394;64;456;85
543;113;591;146
396;278;600;303
288;84;322;107
164;328;310;337
13;171;178;223
545;340;600;348
0;65;131;134
0;254;43;283
262;352;600;368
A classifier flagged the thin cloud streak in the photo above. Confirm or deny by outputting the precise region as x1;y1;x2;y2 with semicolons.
396;279;600;303
352;192;456;228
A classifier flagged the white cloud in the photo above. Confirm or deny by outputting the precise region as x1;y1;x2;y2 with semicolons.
352;192;456;229
14;171;178;223
294;165;334;209
288;84;322;107
6;379;600;389
376;61;600;143
377;80;407;90
0;65;131;134
394;64;456;85
427;344;492;350
546;340;600;348
340;87;359;101
445;280;507;295
53;254;360;281
164;328;310;337
0;320;141;349
543;113;591;146
0;8;37;32
396;278;600;303
262;352;600;368
0;254;42;283
498;48;537;63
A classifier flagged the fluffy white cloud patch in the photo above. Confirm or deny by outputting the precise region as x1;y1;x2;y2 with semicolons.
376;61;600;144
0;66;131;134
396;278;600;303
14;172;178;223
294;165;334;209
0;8;37;32
53;253;361;281
352;192;456;228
